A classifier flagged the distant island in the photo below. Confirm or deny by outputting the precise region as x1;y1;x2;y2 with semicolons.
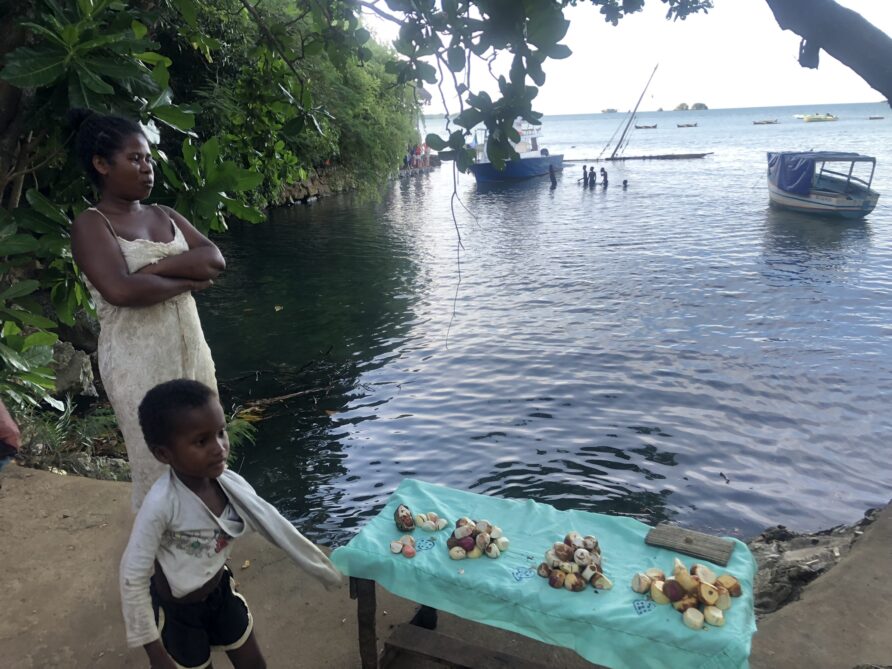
675;102;709;111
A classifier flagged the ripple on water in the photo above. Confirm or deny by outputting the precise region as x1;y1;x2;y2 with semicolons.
202;107;892;544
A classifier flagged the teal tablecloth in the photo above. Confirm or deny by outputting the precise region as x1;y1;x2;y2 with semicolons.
331;479;757;669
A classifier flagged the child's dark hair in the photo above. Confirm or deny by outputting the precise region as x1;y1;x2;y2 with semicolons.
138;379;217;450
67;108;146;186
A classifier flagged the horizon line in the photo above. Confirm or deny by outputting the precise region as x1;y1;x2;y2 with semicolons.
422;100;887;119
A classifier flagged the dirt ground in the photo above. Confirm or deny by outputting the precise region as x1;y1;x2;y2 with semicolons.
0;464;591;668
3;463;892;669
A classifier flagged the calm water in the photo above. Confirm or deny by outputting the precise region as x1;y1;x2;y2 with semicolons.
200;102;892;545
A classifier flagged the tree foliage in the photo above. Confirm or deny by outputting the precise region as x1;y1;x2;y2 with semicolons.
0;0;419;408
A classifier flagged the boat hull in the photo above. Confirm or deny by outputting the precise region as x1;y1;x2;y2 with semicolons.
767;180;879;218
468;154;564;183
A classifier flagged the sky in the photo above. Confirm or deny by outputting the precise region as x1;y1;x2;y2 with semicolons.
363;1;892;115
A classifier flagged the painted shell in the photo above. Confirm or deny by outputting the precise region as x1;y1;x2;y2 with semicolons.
394;504;415;532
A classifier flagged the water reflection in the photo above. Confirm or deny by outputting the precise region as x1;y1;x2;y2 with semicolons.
200;196;425;542
196;149;892;545
760;205;871;285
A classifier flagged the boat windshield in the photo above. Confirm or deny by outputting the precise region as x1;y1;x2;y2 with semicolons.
816;159;876;191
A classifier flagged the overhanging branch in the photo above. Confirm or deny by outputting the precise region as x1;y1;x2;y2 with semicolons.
765;0;892;106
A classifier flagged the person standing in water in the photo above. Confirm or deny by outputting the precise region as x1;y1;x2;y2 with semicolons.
600;167;609;188
549;163;557;189
69;110;224;512
582;165;589;186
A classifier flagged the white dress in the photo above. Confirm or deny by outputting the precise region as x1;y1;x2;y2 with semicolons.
83;206;218;511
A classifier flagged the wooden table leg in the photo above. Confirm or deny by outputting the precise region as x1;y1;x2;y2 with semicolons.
350;577;378;669
409;604;438;630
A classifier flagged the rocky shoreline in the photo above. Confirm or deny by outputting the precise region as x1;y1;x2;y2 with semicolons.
748;506;883;617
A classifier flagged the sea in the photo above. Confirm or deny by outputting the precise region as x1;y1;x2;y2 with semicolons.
200;101;892;545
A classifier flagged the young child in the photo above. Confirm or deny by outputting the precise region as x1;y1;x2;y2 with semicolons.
120;379;342;669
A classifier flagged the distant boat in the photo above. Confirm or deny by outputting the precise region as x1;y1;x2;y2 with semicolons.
598;64;711;162
601;108;617;113
869;116;884;120
793;114;805;119
803;113;838;122
676;123;698;128
767;151;879;218
753;119;778;125
467;120;563;183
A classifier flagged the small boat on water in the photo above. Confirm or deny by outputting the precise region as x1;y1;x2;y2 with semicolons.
753;119;778;125
869;116;884;120
467;120;563;183
677;123;698;128
793;114;805;119
803;113;838;122
601;108;617;113
596;65;711;162
767;151;879;218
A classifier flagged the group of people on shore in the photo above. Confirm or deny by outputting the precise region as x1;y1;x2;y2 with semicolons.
404;142;431;169
8;110;343;669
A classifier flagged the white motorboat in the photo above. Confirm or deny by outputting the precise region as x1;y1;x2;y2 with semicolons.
767;151;879;219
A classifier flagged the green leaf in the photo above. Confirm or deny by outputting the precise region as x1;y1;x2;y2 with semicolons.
131;19;147;39
171;0;199;26
354;28;370;45
199;137;220;176
134;51;173;66
415;61;437;84
23;332;59;351
0;342;29;372
152;104;196;133
211;163;263;192
77;0;95;17
82;55;148;82
18;22;67;48
425;133;447;151
544;44;572;60
447;130;466;150
0;45;68;88
156;155;184;189
25;190;70;227
1;308;58;329
68;70;99;108
281;116;305;139
220;196;265;224
447;46;466;73
453;108;483;130
74;62;115;94
0;235;39;256
0;280;39;302
182;139;199;178
151;62;169;89
2;321;21;337
44;395;66;411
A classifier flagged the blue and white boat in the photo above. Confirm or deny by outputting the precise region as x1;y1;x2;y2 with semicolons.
767;151;879;219
468;121;563;183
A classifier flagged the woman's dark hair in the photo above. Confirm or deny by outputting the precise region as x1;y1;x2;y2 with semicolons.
138;379;217;450
67;108;146;186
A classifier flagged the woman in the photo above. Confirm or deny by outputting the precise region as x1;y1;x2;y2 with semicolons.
69;110;224;511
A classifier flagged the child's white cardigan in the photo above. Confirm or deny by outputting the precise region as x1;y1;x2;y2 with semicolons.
120;469;343;648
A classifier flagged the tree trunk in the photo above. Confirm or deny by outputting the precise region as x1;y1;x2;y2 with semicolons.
765;0;892;107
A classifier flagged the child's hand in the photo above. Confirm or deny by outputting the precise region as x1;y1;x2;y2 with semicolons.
144;640;177;669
